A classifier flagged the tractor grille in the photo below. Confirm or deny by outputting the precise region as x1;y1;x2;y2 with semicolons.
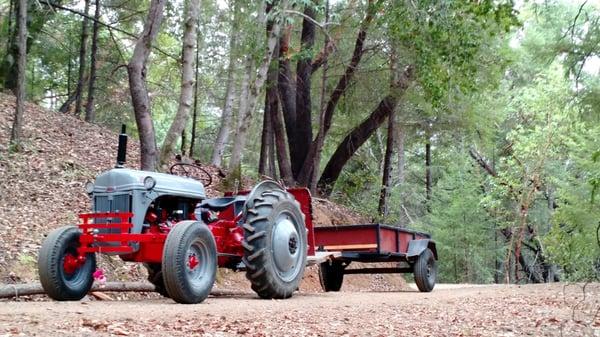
93;194;131;233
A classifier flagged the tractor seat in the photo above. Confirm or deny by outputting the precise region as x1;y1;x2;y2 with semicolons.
199;196;247;212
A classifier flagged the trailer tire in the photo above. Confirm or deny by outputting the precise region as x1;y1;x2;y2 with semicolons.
38;226;96;301
242;188;307;299
318;260;344;292
413;248;436;292
162;221;217;304
144;263;169;298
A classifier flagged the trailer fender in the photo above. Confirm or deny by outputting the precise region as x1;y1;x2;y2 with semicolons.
407;239;438;260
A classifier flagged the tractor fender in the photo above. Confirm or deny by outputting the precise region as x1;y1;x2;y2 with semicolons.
407;239;438;260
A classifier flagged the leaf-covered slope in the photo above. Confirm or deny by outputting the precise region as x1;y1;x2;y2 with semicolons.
0;92;141;278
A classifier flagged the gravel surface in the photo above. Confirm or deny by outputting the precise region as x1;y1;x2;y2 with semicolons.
1;283;599;336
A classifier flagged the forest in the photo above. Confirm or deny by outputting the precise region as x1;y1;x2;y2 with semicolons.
1;0;599;285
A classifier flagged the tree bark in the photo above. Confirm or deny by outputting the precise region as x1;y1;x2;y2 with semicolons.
9;0;27;150
296;0;377;186
74;0;91;117
318;65;415;196
159;0;200;169
291;5;316;178
378;110;396;217
210;0;240;167
277;25;297;160
228;0;287;171
84;0;100;122
425;137;432;211
189;31;201;158
397;124;406;184
127;0;166;171
258;83;274;176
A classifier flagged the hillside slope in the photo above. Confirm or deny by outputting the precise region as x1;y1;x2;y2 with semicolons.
0;93;406;292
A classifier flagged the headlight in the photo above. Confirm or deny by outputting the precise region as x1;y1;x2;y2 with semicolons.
84;181;95;194
143;176;156;190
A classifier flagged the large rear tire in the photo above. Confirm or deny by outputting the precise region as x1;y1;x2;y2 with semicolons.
413;248;436;292
318;260;345;292
242;186;307;299
38;226;96;301
162;221;217;304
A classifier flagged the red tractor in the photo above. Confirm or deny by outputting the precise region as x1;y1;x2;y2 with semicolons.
38;128;437;304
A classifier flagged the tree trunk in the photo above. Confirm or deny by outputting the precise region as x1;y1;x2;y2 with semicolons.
127;0;166;171
297;0;377;186
9;0;27;150
74;0;91;117
210;0;240;167
258;85;274;176
277;26;297;162
425;137;432;212
159;0;200;169
397;124;405;184
229;57;254;170
228;0;287;171
84;0;100;122
378;110;396;217
189;31;201;159
318;65;415;196
291;5;316;179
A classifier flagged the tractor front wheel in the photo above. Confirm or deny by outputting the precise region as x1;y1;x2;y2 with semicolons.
413;248;436;292
38;226;96;301
162;221;217;304
242;186;307;299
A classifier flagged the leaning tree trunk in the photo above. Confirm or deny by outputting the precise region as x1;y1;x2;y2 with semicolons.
297;0;377;186
228;0;287;171
378;109;396;218
84;0;100;122
9;0;27;151
127;0;166;171
159;0;200;169
318;65;415;196
74;0;91;117
210;0;241;167
189;32;201;158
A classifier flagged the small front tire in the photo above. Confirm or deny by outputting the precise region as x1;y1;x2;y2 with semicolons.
162;221;217;304
38;226;96;301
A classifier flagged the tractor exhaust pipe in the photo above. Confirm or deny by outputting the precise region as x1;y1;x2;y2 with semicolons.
115;124;127;168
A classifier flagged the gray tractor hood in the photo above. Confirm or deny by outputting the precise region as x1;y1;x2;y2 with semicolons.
92;168;206;200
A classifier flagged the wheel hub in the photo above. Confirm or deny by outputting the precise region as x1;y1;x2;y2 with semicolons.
272;217;300;274
188;254;200;270
63;254;86;275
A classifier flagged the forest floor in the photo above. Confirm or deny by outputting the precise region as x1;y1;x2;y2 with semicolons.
0;283;599;336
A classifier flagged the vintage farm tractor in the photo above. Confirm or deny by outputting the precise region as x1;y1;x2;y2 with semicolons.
38;128;438;304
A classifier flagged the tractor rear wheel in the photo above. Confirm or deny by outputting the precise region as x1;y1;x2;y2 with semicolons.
242;185;307;299
318;260;345;292
144;263;169;298
38;226;96;301
413;248;436;292
162;221;217;304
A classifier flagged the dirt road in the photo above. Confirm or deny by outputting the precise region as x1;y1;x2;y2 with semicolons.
0;283;599;336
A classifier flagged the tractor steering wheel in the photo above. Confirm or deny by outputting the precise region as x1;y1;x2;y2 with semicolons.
169;163;213;187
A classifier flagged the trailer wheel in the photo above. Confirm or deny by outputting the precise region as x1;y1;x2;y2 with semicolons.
144;263;169;298
318;260;344;292
38;226;96;301
242;186;307;299
413;248;436;292
162;221;217;304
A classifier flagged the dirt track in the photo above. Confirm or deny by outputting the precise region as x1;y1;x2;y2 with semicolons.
1;283;599;336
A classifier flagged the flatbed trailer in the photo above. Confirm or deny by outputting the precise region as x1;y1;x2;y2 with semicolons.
309;224;438;292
